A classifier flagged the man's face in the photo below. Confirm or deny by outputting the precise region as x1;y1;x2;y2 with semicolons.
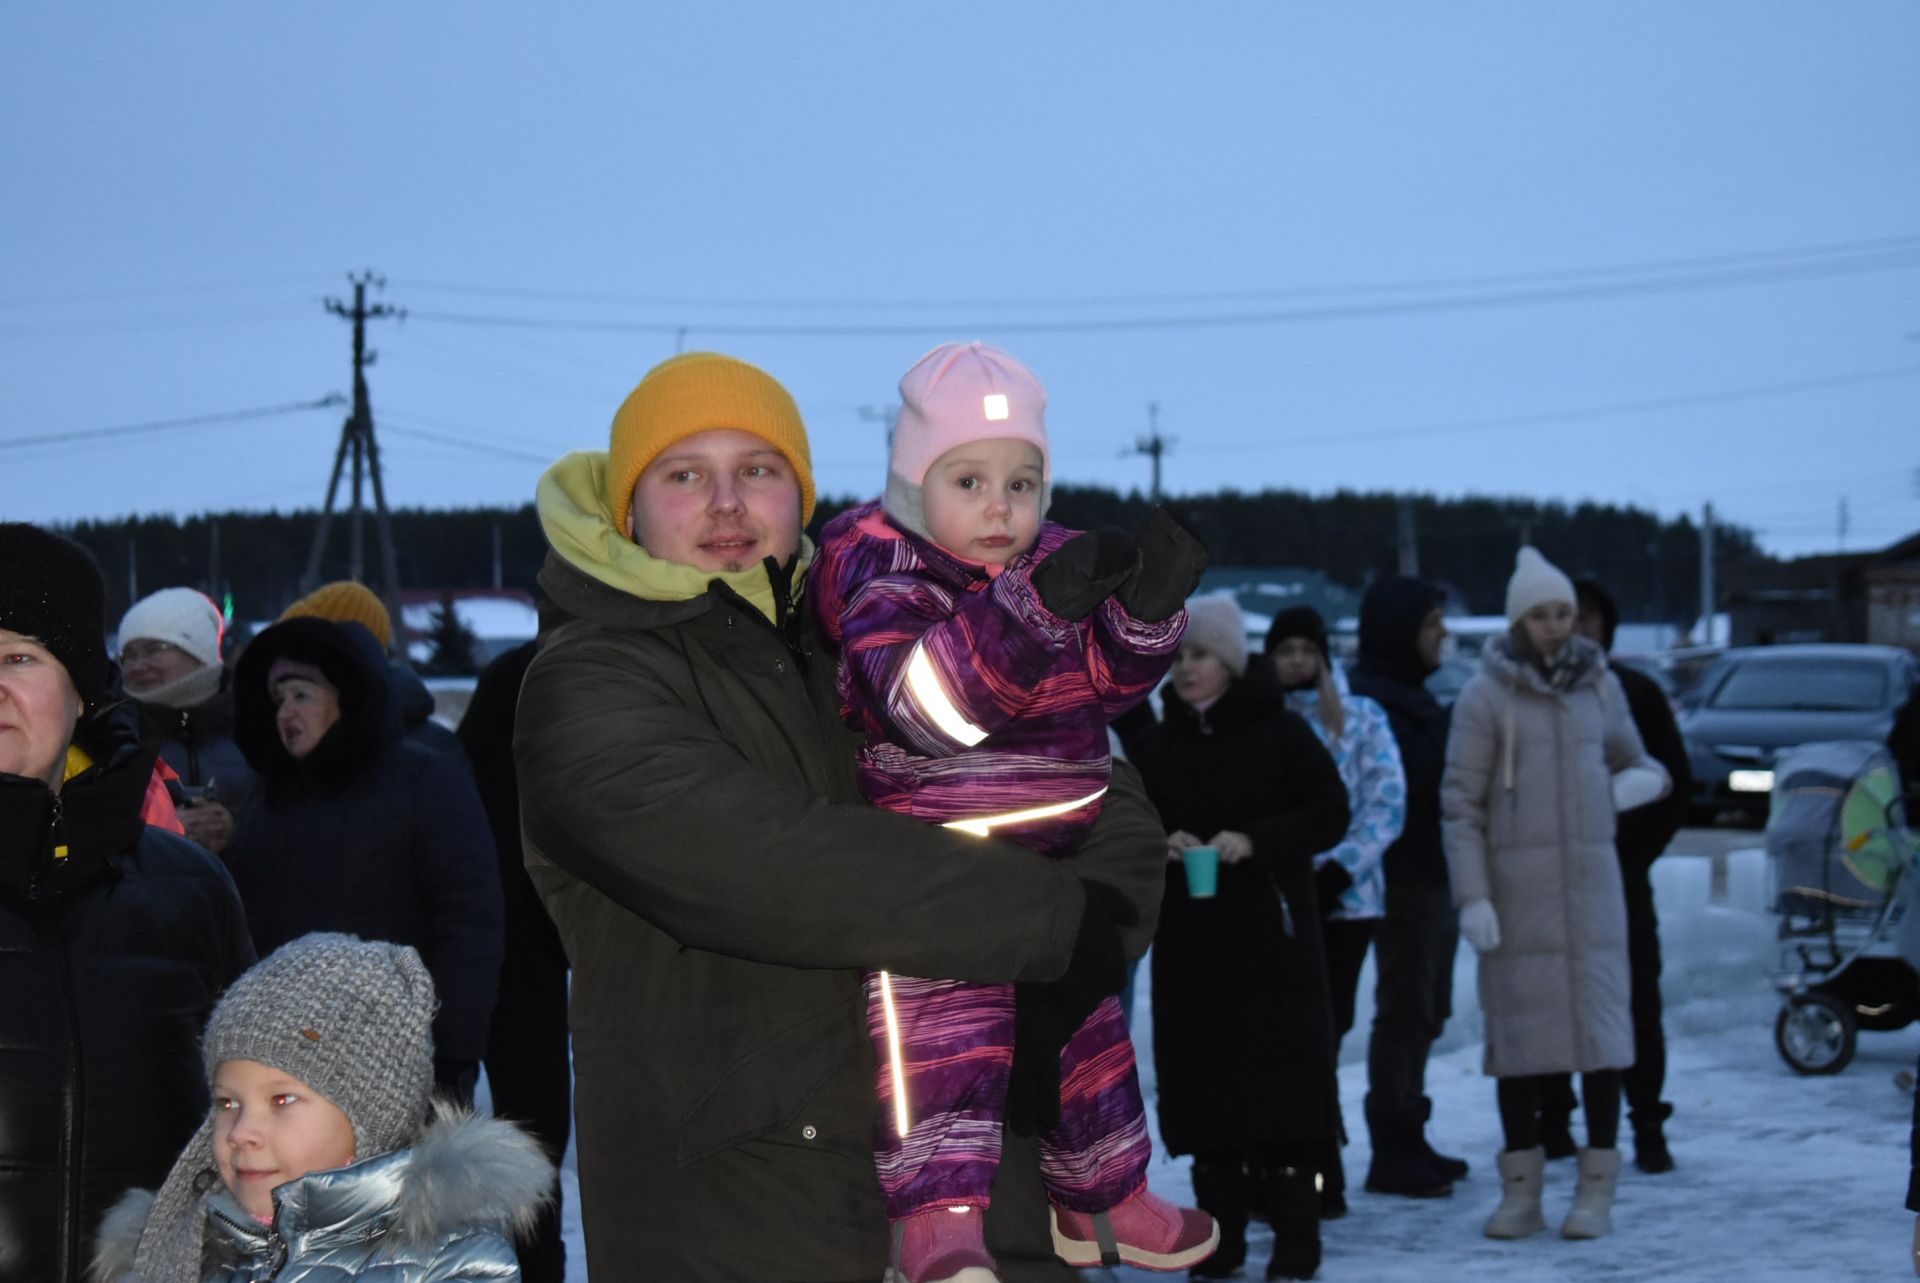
1415;607;1448;671
1575;605;1608;647
625;429;803;573
0;628;83;789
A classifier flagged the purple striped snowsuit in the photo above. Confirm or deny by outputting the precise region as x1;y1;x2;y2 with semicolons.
809;501;1185;1220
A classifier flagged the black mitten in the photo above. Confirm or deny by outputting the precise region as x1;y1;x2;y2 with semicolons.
1006;880;1140;1135
1030;527;1138;622
1116;506;1209;623
1314;859;1354;917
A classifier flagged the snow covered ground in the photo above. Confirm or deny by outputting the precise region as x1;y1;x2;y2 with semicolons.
539;837;1920;1280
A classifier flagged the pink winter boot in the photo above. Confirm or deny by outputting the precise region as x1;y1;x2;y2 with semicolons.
884;1204;1001;1283
1050;1184;1221;1271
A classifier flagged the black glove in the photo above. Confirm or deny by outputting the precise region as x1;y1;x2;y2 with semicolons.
1030;527;1138;622
1116;506;1209;623
1314;860;1354;917
1005;880;1139;1135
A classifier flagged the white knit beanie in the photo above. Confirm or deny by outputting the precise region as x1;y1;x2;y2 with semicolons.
118;586;224;669
1504;546;1576;624
1182;594;1248;677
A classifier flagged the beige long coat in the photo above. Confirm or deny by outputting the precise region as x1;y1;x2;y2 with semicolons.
1441;637;1668;1077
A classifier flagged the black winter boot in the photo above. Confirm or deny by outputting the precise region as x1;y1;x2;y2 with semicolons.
1363;1097;1453;1198
1630;1101;1675;1173
1258;1165;1322;1281
1318;1139;1347;1220
1189;1162;1249;1279
1414;1094;1470;1182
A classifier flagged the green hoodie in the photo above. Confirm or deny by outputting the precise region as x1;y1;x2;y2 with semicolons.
535;450;813;627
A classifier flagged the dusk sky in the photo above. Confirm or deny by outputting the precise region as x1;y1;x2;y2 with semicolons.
5;4;1917;561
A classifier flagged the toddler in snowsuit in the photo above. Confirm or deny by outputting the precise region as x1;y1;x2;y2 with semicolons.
809;341;1217;1281
91;932;553;1283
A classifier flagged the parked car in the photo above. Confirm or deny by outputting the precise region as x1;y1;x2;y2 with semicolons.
1679;644;1920;823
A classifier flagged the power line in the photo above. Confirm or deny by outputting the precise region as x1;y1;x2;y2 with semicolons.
391;231;1920;313
403;245;1920;339
1181;363;1920;454
381;420;552;464
0;395;345;451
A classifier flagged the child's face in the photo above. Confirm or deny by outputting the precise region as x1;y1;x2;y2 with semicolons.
920;439;1044;568
1520;600;1575;659
1268;637;1322;689
212;1058;356;1222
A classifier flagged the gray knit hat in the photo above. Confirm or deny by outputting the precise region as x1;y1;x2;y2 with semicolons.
129;934;438;1283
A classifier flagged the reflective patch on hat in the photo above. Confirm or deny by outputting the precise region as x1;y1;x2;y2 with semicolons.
983;393;1009;421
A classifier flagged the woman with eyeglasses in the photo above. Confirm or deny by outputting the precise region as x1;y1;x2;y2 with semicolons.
117;588;256;855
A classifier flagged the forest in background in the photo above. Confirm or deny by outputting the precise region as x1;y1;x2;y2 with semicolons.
57;486;1763;631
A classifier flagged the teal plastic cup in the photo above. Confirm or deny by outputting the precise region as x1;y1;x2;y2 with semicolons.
1182;846;1220;899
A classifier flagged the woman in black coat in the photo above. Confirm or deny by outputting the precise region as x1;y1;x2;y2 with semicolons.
1;523;254;1283
227;616;504;1099
1117;597;1350;1281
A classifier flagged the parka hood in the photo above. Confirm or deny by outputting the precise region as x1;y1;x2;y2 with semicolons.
536;450;813;632
1356;574;1445;687
233;616;397;798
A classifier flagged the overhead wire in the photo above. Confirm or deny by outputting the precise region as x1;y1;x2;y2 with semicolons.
401;242;1920;338
391;231;1920;313
0;395;346;451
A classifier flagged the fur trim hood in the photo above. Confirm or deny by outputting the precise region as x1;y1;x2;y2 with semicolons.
92;1103;554;1283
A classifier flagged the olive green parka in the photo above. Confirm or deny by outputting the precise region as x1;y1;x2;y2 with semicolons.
514;453;1168;1282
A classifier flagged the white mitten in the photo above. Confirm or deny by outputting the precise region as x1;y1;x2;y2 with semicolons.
1611;766;1667;813
1459;898;1501;954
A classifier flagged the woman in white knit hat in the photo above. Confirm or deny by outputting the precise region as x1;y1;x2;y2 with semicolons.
1440;547;1669;1243
118;587;256;854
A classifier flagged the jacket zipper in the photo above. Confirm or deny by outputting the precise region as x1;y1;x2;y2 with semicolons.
44;900;85;1279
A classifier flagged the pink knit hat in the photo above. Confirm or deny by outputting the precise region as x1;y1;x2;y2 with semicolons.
884;341;1052;539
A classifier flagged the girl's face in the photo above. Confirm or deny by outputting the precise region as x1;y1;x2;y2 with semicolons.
1268;637;1323;688
1521;600;1576;658
1171;643;1234;706
273;676;341;759
212;1058;356;1223
920;439;1045;568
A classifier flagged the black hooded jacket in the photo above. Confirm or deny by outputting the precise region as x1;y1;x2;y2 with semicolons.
0;696;253;1283
227;617;504;1063
1347;575;1453;888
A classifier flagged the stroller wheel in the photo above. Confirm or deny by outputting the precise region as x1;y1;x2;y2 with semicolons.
1774;992;1857;1075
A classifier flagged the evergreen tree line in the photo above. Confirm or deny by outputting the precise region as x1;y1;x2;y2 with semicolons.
61;487;1762;633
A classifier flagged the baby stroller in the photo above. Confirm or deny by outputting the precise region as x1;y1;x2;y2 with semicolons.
1767;740;1920;1075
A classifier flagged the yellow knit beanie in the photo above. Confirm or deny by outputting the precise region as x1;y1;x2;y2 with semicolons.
606;352;815;526
280;580;394;652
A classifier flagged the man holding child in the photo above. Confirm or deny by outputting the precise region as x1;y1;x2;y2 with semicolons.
514;352;1170;1280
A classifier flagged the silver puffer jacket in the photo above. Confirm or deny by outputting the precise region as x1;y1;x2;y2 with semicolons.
93;1107;552;1283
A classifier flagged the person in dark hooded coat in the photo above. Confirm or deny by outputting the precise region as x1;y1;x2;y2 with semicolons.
1530;579;1693;1174
1117;595;1350;1281
0;523;254;1283
1346;575;1470;1198
225;615;503;1100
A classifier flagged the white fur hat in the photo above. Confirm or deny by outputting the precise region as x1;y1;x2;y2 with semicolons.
1504;546;1576;624
1182;594;1248;677
117;586;224;668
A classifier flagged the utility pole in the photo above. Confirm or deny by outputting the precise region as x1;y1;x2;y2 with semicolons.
1396;497;1419;575
1837;496;1850;553
302;273;405;633
1130;402;1173;502
1699;501;1716;645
